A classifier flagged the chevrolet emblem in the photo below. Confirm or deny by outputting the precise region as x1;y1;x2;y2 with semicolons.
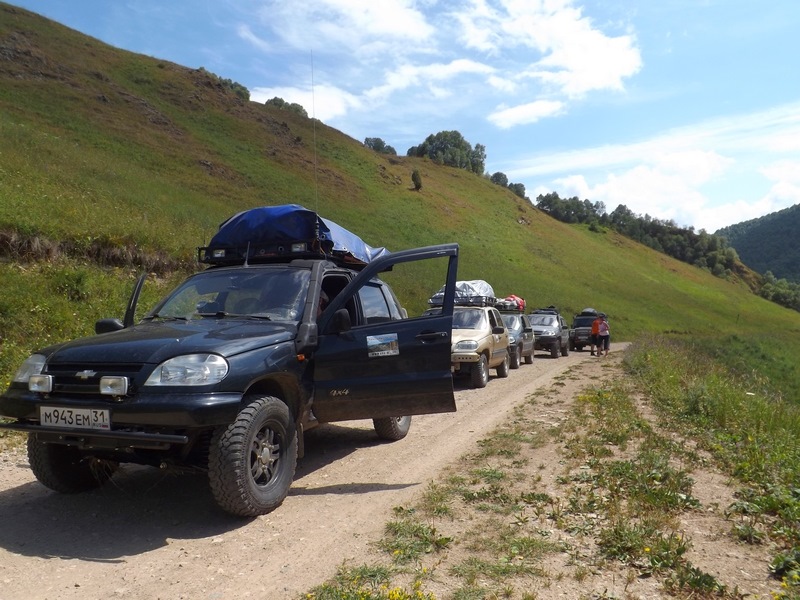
75;370;97;380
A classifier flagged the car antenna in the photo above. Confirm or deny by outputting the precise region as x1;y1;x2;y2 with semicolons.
309;50;328;261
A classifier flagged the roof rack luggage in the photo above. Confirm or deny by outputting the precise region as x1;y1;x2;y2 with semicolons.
198;204;388;269
429;280;496;307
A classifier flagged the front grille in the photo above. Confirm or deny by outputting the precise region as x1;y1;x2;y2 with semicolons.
44;362;145;398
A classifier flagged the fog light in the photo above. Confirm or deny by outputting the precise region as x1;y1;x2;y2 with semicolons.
100;376;128;396
29;375;53;393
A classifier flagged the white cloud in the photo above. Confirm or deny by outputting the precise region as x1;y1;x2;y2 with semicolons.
488;100;564;128
253;0;434;54
452;0;642;97
364;59;495;102
760;160;800;185
237;24;271;53
250;84;362;121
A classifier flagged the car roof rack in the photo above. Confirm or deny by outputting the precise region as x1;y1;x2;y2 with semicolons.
531;307;560;315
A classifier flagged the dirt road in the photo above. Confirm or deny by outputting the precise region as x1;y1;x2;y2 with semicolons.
0;347;605;600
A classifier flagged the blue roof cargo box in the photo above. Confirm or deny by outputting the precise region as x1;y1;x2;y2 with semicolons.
198;204;389;268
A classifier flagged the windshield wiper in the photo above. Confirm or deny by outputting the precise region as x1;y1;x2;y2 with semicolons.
195;311;273;321
143;314;190;322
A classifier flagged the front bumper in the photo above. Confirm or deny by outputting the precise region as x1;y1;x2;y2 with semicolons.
0;386;245;446
533;335;558;350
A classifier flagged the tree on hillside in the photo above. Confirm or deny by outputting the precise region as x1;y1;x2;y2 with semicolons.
490;172;509;187
264;97;309;117
364;137;397;155
411;169;422;191
406;131;486;175
508;182;527;199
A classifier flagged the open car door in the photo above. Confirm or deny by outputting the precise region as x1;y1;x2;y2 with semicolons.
311;243;458;422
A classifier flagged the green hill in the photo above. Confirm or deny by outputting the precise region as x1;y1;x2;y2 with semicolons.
716;203;800;283
2;2;800;401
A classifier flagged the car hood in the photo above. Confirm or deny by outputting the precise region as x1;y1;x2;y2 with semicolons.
451;328;491;344
40;319;297;365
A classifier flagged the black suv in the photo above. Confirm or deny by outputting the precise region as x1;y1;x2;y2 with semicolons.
569;308;599;352
529;307;570;358
0;206;460;517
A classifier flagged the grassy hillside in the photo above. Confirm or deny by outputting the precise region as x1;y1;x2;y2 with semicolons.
2;2;800;400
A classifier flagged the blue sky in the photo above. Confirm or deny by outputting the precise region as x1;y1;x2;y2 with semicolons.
12;0;800;232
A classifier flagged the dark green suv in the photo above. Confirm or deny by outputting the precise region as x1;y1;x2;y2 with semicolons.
0;205;460;517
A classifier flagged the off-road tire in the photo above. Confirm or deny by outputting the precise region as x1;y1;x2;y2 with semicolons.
524;352;533;365
471;355;489;388
209;396;297;518
27;435;117;493
561;341;570;356
373;416;412;441
496;353;510;378
510;346;522;369
550;344;559;358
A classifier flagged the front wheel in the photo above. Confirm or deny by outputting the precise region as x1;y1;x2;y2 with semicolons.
496;353;510;378
510;347;522;370
373;416;412;441
209;396;298;518
561;341;570;356
550;344;559;358
27;435;117;493
471;355;489;388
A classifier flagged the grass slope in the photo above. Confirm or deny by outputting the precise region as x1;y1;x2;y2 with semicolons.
1;2;800;400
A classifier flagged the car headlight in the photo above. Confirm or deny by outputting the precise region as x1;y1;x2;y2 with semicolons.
145;354;229;386
13;354;46;383
542;329;557;336
454;340;479;352
508;335;517;344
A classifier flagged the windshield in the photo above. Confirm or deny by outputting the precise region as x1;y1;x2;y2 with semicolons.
150;267;311;321
501;314;521;330
452;308;488;330
530;315;556;327
572;316;595;328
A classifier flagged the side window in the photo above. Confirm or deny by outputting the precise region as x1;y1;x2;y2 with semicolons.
358;283;393;325
488;309;500;329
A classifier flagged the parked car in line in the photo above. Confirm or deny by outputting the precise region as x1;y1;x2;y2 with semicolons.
449;304;510;388
569;307;599;352
529;307;570;358
499;311;534;368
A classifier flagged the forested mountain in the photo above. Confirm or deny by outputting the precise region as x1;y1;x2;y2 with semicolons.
716;204;800;283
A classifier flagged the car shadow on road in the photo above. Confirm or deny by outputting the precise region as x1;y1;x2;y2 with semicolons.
0;461;241;561
0;423;397;561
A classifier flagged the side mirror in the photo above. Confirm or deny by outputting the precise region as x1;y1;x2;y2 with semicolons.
95;318;125;334
332;308;352;333
492;326;505;335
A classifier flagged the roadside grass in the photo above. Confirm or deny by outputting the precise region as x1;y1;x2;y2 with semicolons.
624;337;800;597
304;342;800;599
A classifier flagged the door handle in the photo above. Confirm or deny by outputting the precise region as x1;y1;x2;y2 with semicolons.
416;331;448;343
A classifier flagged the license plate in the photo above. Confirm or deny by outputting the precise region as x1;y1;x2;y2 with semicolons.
39;406;111;430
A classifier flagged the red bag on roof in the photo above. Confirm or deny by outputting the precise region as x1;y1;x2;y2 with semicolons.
504;295;525;311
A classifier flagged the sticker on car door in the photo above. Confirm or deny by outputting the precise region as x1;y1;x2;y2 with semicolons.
367;333;399;357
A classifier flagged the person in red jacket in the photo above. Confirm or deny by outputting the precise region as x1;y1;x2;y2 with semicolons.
590;314;602;356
